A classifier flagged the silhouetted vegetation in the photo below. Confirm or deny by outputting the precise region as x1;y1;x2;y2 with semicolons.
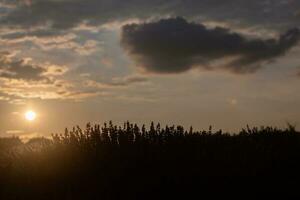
1;122;300;199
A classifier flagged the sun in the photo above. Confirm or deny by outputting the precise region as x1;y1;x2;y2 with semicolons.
25;111;37;121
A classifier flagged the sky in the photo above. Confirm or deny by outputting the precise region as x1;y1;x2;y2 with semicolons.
0;0;300;139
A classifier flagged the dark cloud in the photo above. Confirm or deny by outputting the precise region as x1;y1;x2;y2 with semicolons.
0;52;67;82
1;0;300;32
0;52;48;81
0;0;168;29
0;0;300;33
174;0;300;31
121;17;300;74
0;62;46;80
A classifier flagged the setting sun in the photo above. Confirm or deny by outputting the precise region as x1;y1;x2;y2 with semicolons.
25;111;36;121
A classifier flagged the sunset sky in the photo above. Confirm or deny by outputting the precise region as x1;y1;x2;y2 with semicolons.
0;0;300;139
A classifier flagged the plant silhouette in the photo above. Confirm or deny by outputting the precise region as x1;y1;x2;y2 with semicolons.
0;122;300;199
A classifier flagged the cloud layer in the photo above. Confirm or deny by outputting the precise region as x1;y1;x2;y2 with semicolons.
1;0;300;32
0;0;299;104
0;0;167;29
121;17;300;74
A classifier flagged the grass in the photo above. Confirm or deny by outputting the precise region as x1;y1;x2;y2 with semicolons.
0;121;300;199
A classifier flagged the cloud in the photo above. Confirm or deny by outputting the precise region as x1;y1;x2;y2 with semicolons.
121;17;300;74
0;0;163;29
86;75;148;88
0;92;9;101
1;0;300;33
0;30;100;55
0;51;48;81
0;28;65;40
36;39;100;55
6;129;24;135
109;75;148;86
0;77;102;104
0;51;70;82
0;51;94;103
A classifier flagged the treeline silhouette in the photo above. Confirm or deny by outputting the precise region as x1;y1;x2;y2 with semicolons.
1;122;300;199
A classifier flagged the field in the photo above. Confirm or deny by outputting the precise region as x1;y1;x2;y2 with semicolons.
1;122;300;199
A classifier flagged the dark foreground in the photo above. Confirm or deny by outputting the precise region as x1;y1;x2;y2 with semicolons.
1;122;300;199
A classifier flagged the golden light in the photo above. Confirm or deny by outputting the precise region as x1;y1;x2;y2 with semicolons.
25;111;36;121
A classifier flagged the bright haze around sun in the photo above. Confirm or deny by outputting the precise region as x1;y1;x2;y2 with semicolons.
25;111;37;122
0;0;300;139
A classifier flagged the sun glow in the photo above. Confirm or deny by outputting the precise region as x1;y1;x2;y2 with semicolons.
25;111;36;121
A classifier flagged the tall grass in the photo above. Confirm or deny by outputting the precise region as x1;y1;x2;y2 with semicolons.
0;122;300;199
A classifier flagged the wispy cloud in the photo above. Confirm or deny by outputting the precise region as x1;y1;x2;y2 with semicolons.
85;75;148;88
0;50;104;103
